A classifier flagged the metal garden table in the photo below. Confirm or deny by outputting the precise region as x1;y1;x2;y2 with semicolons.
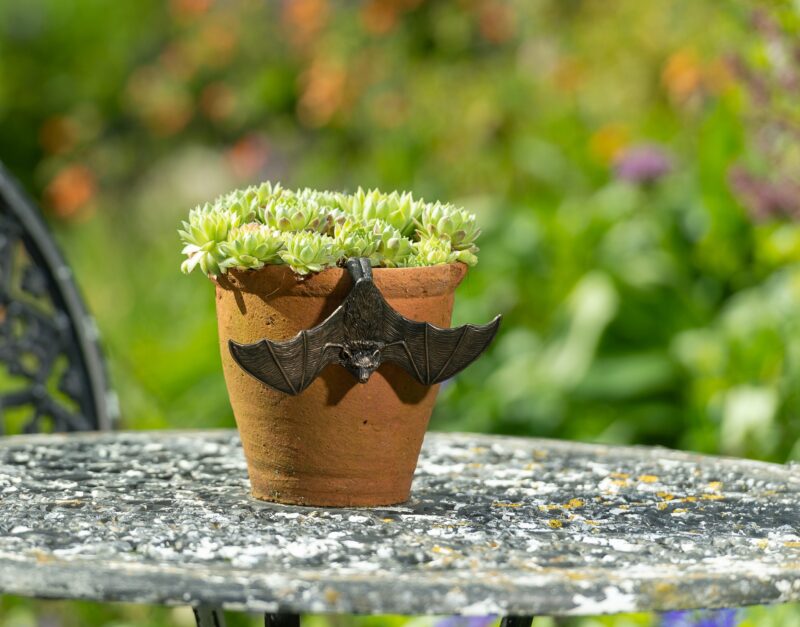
0;430;797;626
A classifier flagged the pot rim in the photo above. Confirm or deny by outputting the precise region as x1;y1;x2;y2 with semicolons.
212;262;469;298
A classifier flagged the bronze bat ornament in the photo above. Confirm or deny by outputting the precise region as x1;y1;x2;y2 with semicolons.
229;257;501;395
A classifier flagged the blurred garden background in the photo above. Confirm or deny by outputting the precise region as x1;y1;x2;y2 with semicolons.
1;0;799;625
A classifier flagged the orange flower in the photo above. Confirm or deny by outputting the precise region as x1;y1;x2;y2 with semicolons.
170;0;213;20
360;0;423;36
551;56;585;94
478;1;516;44
361;0;398;35
44;165;96;219
589;124;630;164
197;21;239;68
283;0;329;48
298;59;347;127
227;135;269;180
662;48;734;106
662;48;703;104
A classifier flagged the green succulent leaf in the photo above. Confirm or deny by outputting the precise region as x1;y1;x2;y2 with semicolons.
219;224;284;270
334;218;381;263
216;181;283;222
345;187;422;236
409;235;458;267
259;192;325;232
372;221;415;268
416;202;481;252
279;231;341;275
178;204;242;276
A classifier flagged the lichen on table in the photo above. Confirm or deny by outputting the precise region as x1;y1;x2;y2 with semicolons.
0;430;797;616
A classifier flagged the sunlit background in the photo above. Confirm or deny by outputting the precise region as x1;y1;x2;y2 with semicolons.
1;0;799;625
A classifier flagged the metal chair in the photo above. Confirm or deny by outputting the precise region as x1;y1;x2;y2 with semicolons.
0;163;233;627
0;162;114;433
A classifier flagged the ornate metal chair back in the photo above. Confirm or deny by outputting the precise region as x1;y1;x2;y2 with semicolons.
0;162;115;434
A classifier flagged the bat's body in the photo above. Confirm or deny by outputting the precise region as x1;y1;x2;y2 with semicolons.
229;257;501;395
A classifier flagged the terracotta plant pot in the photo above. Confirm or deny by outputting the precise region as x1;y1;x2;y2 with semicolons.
213;262;468;507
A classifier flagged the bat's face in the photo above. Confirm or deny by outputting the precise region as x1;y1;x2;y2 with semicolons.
339;342;384;384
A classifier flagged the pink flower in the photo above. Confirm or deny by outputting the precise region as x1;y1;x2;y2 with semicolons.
614;144;673;183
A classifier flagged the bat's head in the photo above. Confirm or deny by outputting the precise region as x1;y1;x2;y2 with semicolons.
339;341;384;383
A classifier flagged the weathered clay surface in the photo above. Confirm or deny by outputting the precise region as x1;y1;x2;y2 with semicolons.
0;430;797;616
214;263;468;507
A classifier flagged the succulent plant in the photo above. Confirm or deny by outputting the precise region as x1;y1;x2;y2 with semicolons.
409;235;458;267
279;231;341;275
217;191;255;223
372;221;415;268
297;187;347;213
416;202;481;252
254;181;284;205
259;192;324;232
452;247;478;266
317;208;348;236
179;181;481;275
346;188;421;236
179;204;242;275
334;218;381;263
219;223;284;270
216;181;284;223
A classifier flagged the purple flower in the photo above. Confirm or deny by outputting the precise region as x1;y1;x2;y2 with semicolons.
661;609;739;627
614;144;673;183
728;165;800;220
435;616;497;627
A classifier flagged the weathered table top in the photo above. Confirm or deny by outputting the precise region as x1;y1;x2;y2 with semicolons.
0;430;797;616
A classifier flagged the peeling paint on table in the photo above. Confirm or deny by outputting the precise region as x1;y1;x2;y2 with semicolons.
0;430;797;616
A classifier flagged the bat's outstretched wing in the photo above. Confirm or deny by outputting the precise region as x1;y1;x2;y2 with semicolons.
382;311;501;385
229;307;344;395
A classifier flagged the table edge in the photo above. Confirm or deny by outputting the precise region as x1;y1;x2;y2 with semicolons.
0;429;795;478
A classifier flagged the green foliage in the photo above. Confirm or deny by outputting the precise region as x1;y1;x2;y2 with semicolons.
179;185;478;275
4;0;800;624
5;0;795;465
